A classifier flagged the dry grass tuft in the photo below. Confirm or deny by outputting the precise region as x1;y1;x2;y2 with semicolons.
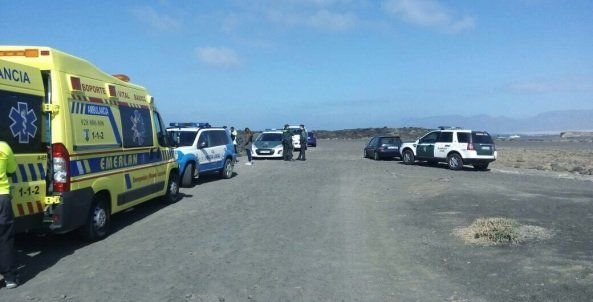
454;217;552;246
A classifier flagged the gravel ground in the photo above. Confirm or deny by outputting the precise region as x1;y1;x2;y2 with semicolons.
492;140;593;175
2;139;592;301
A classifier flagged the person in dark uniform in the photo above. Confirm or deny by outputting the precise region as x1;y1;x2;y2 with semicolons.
297;124;307;161
282;124;293;161
0;141;18;289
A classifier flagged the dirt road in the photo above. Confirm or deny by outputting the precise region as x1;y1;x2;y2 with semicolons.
2;140;592;301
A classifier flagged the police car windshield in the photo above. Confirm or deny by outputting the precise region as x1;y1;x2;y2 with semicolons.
170;131;197;147
258;133;282;141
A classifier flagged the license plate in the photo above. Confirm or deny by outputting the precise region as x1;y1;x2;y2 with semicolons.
259;150;271;154
481;146;490;150
387;146;398;150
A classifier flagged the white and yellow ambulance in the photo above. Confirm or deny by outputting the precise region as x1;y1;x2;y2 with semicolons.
0;46;179;240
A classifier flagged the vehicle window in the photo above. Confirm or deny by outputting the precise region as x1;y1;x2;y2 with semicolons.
436;132;453;143
169;131;197;147
197;132;210;148
209;130;228;147
368;137;377;147
472;131;494;144
419;132;438;144
0;89;44;153
152;111;168;147
259;133;282;141
379;137;400;145
457;132;470;143
120;106;154;148
290;128;302;135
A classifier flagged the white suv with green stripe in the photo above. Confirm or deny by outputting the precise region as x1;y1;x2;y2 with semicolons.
400;128;497;171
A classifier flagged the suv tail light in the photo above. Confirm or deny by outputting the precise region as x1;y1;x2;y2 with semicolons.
467;143;475;151
52;143;70;192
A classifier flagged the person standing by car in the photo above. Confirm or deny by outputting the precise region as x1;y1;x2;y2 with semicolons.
297;124;307;161
282;124;293;161
0;141;18;289
242;128;254;166
230;126;238;154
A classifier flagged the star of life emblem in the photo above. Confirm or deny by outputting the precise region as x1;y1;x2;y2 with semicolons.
9;101;38;144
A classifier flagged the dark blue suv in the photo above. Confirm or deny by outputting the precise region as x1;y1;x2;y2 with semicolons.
364;136;402;160
307;132;317;147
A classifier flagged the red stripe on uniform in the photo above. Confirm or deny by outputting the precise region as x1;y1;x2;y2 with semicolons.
36;200;43;212
27;202;34;214
17;204;25;216
89;97;103;103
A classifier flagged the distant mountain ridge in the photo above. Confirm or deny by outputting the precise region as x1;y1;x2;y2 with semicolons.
400;109;593;134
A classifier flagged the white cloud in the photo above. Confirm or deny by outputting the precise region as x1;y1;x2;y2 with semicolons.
195;47;242;68
131;6;181;31
382;0;475;33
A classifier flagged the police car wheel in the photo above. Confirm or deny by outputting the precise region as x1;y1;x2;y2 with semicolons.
220;158;233;179
80;197;110;241
181;163;194;187
447;153;464;170
402;150;414;165
162;173;180;204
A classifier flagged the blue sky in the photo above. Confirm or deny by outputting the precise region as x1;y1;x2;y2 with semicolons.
2;0;592;130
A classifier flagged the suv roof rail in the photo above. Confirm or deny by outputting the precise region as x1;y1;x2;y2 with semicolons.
168;122;211;129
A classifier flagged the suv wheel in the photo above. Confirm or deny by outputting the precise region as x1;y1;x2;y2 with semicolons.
220;158;233;179
447;153;463;170
402;150;415;165
181;163;194;187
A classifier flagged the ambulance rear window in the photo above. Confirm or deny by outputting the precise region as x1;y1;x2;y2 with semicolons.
0;89;44;153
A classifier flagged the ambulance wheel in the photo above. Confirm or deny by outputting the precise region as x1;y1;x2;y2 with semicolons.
220;158;234;179
162;172;180;204
181;163;194;187
80;196;110;241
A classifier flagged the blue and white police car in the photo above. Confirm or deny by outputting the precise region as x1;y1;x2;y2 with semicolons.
167;123;237;187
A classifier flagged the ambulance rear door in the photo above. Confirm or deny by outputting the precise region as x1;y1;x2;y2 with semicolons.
0;59;48;232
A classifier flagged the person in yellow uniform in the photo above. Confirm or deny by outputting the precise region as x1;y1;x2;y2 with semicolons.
0;141;18;289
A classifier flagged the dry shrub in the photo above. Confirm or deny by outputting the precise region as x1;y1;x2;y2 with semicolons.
454;217;552;246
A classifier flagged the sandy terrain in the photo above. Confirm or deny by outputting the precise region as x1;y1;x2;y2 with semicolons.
492;140;593;175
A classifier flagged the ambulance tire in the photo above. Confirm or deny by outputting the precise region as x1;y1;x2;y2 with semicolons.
79;196;110;242
162;172;180;204
220;158;233;179
181;163;194;187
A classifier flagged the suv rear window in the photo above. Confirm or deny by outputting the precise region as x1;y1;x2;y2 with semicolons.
472;131;493;144
379;137;401;145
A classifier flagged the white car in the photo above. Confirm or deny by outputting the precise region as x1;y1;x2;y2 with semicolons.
400;128;497;170
252;130;284;158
